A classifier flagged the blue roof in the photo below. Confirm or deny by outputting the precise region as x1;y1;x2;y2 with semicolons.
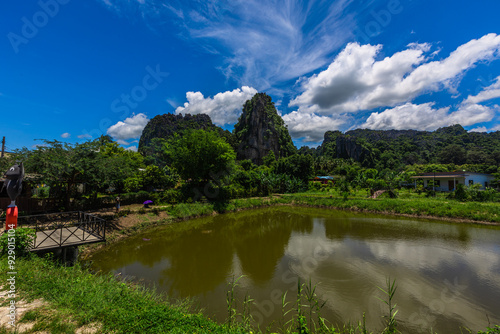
315;176;334;180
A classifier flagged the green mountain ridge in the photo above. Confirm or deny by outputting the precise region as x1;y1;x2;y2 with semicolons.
137;98;500;171
315;124;500;170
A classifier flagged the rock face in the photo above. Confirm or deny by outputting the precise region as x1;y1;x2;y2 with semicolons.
233;93;296;164
317;130;342;157
336;135;373;166
138;113;235;154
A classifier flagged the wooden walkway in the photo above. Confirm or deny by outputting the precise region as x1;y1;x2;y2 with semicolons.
33;226;103;251
3;211;106;251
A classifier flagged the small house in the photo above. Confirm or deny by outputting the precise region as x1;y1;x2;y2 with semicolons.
410;172;495;191
310;176;336;185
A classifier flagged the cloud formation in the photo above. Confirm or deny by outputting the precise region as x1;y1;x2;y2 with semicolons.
465;75;500;104
282;112;345;142
107;113;149;140
61;132;71;138
175;86;257;125
362;102;495;131
99;0;356;89
469;126;488;133
291;33;500;114
125;145;138;152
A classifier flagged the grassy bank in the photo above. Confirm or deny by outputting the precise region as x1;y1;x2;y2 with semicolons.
2;256;498;334
0;255;247;334
0;255;398;334
119;191;500;227
284;191;500;223
166;191;500;224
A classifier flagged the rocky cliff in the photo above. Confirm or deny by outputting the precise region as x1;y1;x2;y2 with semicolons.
233;93;296;164
315;124;500;168
335;135;374;166
138;113;235;155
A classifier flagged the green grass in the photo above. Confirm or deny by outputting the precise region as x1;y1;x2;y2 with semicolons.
283;190;500;223
2;258;494;334
0;256;404;334
0;255;246;334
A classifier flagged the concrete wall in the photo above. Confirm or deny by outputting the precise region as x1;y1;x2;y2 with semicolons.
465;174;495;189
422;173;495;191
423;178;464;191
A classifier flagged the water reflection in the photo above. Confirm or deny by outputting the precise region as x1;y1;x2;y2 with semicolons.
89;207;500;333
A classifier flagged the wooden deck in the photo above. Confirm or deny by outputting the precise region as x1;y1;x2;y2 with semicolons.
2;211;106;251
33;226;103;251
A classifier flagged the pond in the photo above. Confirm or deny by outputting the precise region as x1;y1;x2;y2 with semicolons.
89;207;500;333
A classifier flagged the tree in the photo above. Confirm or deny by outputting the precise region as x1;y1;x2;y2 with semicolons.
140;165;178;191
275;154;314;183
18;137;143;208
466;149;488;164
164;129;236;183
262;151;277;168
98;139;144;192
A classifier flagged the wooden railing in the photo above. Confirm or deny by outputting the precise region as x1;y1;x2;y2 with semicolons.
2;211;106;250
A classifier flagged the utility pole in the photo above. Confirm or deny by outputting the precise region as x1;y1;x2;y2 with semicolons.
1;136;5;158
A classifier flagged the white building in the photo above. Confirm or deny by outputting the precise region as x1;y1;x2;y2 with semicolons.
411;172;495;191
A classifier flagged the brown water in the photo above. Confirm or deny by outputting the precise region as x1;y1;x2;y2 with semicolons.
89;207;500;333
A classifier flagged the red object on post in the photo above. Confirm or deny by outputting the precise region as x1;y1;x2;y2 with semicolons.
5;206;18;230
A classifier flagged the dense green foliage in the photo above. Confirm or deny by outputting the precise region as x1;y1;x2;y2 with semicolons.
164;129;236;183
1;136;144;209
0;227;35;257
138;113;236;157
314;124;500;171
275;154;314;183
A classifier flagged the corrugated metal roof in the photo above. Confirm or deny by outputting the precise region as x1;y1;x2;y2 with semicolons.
410;171;493;179
410;175;467;179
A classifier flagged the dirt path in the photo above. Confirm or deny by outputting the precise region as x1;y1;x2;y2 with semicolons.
0;286;100;334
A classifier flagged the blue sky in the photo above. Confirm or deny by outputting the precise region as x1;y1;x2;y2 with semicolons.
1;0;500;151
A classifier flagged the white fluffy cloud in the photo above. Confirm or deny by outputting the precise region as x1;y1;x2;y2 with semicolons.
291;33;500;114
362;102;495;131
491;124;500;131
469;126;488;133
107;113;149;140
465;76;500;104
60;132;70;138
175;86;257;125
282;112;345;142
125;145;138;152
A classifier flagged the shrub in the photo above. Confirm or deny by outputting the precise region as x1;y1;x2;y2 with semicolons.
160;188;183;204
454;184;469;201
308;181;322;191
449;184;499;202
0;227;36;257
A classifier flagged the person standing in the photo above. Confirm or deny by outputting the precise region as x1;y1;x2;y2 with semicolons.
115;196;120;213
